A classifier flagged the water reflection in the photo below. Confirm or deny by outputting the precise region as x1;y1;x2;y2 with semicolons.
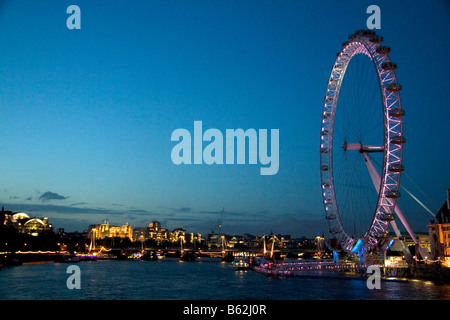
1;258;450;300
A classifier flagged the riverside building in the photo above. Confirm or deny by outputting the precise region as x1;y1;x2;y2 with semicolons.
427;189;450;266
88;221;133;241
1;207;54;236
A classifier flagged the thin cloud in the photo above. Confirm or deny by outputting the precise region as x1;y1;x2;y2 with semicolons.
110;203;127;207
39;191;69;202
70;202;87;206
127;209;152;215
158;206;192;213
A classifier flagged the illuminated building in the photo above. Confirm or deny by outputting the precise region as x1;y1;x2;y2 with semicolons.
148;221;169;243
1;207;53;236
207;233;223;249
110;224;133;240
170;228;186;243
149;221;161;230
89;221;133;241
428;189;450;266
23;218;51;237
190;232;202;244
229;236;245;248
133;227;149;242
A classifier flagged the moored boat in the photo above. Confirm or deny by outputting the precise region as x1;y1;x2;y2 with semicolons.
59;255;80;263
232;259;249;270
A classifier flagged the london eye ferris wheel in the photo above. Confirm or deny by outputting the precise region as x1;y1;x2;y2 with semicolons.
320;30;412;255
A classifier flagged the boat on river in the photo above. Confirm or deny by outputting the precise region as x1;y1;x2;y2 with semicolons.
231;259;250;270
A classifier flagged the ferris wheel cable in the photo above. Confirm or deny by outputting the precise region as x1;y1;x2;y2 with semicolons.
339;171;354;226
398;185;436;218
367;154;436;217
335;102;383;147
334;151;375;236
342;56;366;109
361;60;380;121
353;59;375;121
344;89;377;134
359;166;378;234
347;168;368;235
401;171;439;211
360;120;383;143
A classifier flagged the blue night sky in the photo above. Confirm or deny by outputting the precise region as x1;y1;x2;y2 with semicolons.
0;0;449;238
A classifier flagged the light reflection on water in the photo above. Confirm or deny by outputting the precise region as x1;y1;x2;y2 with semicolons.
1;258;450;300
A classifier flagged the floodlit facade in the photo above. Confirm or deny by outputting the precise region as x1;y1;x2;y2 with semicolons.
148;221;169;243
428;189;450;266
89;221;133;241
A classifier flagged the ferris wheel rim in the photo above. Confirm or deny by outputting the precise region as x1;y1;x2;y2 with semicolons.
320;30;405;253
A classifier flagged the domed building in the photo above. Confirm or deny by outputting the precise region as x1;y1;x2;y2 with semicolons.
12;212;30;221
23;218;50;237
1;207;53;236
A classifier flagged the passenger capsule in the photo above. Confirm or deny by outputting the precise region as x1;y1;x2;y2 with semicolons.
329;80;338;86
376;46;391;54
389;108;406;117
381;62;397;70
388;164;405;172
379;214;395;221
370;35;384;43
390;136;406;144
376;233;389;239
386;83;402;92
322;182;331;188
362;30;376;37
385;190;401;199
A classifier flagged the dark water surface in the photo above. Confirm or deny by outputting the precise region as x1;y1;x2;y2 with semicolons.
1;258;450;300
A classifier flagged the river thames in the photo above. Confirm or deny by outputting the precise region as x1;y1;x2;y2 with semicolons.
1;257;450;300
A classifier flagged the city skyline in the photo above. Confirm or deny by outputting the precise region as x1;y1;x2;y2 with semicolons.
1;1;449;238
